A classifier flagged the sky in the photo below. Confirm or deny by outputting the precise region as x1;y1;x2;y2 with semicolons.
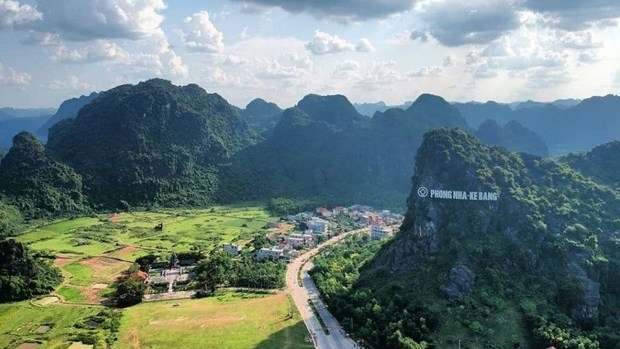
0;0;619;109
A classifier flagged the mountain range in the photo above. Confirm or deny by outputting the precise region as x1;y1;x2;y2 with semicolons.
0;79;619;216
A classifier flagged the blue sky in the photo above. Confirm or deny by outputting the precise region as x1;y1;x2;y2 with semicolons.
0;0;619;109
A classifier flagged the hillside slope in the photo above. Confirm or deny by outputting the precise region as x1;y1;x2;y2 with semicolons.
46;79;259;208
330;129;620;348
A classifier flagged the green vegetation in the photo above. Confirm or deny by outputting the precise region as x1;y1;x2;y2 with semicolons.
45;78;259;209
0;131;87;218
195;252;286;295
0;239;62;302
116;292;313;349
0;302;121;349
319;129;620;348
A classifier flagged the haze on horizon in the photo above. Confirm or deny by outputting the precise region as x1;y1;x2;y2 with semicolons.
0;0;619;109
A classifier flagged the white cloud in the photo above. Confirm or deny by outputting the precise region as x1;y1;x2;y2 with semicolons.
306;30;376;55
181;11;224;53
51;40;129;63
46;75;95;90
356;38;375;52
332;60;361;78
0;61;31;86
0;0;41;28
256;52;313;79
306;29;354;55
20;31;60;45
362;60;406;85
33;0;166;41
410;66;443;77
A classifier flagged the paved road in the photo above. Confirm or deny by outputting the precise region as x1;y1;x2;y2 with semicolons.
286;230;363;349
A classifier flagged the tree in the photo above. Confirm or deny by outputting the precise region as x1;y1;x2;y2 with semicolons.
114;273;146;307
196;252;233;293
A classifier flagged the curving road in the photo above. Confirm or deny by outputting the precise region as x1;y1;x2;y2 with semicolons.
286;230;363;349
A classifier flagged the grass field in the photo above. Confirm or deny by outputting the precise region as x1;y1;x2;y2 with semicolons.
15;205;277;305
116;292;313;349
1;205;313;349
0;301;106;349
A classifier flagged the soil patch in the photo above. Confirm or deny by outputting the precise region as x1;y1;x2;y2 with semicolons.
107;214;122;223
54;257;74;267
17;343;40;349
79;256;131;280
34;296;59;306
118;245;139;254
67;342;94;349
81;284;111;305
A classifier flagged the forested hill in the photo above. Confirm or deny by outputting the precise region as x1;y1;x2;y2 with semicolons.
220;93;476;210
341;129;620;348
0;132;87;218
46;79;259;208
562;140;620;190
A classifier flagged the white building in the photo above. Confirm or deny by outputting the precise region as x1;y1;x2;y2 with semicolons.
285;233;315;248
223;243;242;256
370;224;393;239
307;218;329;234
256;246;284;260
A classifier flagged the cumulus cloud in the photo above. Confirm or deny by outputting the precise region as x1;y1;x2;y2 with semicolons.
522;0;620;30
306;30;354;55
306;30;375;55
355;38;375;52
30;0;166;41
256;52;314;79
181;11;224;53
229;0;414;21
51;40;128;63
0;0;41;28
0;61;31;86
332;60;361;78
417;0;521;46
361;60;406;85
560;31;602;49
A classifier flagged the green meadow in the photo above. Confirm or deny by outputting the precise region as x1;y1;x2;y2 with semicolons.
116;292;313;349
1;206;313;348
18;206;274;260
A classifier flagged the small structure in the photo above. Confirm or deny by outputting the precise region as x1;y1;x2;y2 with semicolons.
256;246;284;260
307;218;329;234
370;224;393;239
285;233;315;248
316;207;332;218
223;243;242;256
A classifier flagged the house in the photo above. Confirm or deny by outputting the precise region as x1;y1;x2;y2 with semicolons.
370;224;394;239
285;232;315;248
307;218;329;234
332;206;347;215
223;243;242;256
316;207;332;218
256;246;284;260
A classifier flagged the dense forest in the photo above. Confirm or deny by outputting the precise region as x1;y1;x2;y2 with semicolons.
314;129;620;348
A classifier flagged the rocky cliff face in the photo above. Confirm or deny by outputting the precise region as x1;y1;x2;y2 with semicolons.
362;128;620;347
